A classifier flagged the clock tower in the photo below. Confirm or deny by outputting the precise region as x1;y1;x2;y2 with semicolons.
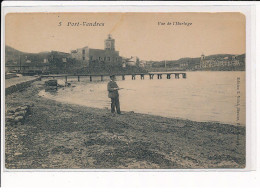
104;34;115;51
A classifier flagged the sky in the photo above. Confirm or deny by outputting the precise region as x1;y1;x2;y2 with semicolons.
5;12;245;61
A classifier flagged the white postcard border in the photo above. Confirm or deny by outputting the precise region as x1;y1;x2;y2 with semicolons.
1;1;258;188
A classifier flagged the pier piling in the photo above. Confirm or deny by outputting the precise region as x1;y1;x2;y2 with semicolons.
42;72;187;83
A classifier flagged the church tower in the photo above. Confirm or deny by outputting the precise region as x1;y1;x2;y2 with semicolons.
200;54;205;68
104;34;115;51
200;54;205;61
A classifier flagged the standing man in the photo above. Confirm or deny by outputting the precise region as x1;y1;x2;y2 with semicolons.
107;75;121;114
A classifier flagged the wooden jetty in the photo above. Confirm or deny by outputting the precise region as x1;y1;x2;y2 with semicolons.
41;72;187;82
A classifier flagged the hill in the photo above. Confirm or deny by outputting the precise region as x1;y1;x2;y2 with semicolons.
145;54;245;71
5;46;25;62
5;46;52;65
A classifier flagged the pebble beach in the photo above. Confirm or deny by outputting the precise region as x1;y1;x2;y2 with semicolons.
5;80;246;169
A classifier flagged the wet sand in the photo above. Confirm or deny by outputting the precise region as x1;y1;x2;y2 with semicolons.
5;80;245;169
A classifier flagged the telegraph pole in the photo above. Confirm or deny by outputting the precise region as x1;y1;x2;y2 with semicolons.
19;54;21;72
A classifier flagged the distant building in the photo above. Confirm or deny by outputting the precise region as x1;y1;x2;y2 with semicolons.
5;51;71;74
43;58;48;63
179;63;188;68
5;64;49;74
139;60;146;68
62;58;67;63
199;54;241;69
70;46;89;62
71;34;122;67
123;56;140;66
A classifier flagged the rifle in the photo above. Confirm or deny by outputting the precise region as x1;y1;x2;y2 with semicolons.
118;88;136;91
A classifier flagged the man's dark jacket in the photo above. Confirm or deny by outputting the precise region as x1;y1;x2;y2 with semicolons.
107;80;119;98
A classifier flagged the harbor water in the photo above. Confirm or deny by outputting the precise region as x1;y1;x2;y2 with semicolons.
40;71;245;126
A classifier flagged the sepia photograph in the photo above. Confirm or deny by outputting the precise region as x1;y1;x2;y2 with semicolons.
4;12;246;169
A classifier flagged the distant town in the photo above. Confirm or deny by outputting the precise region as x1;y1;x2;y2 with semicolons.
5;34;245;76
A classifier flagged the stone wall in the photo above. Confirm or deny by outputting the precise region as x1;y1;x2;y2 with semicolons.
5;77;41;96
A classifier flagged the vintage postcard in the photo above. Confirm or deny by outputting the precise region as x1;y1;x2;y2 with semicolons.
4;12;247;170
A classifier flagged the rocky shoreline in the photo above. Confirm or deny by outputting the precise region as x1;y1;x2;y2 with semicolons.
5;80;246;169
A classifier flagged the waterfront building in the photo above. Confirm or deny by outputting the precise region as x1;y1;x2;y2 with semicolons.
71;46;89;62
43;58;48;63
5;51;71;74
70;34;122;67
139;60;146;68
123;56;140;66
5;64;49;74
179;63;189;68
199;54;241;69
